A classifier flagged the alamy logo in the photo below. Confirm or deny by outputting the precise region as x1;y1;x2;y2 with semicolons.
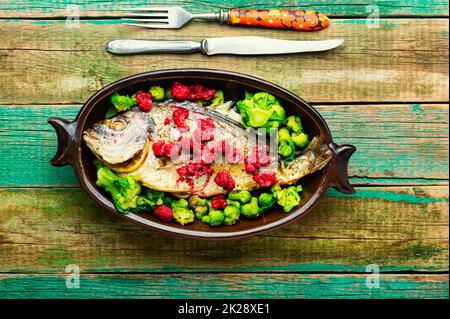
365;264;380;289
65;5;80;28
366;5;380;29
66;264;80;289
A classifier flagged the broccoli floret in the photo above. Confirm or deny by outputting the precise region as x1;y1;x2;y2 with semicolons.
105;106;118;119
110;92;137;112
271;184;303;213
164;87;173;99
236;91;284;128
135;195;155;212
149;85;165;100
263;120;281;131
278;140;295;159
292;132;309;148
253;92;277;110
188;195;208;219
259;192;277;211
286;115;303;133
133;188;173;213
237;98;272;127
241;197;261;219
269;103;286;123
210;90;225;107
228;190;252;204
194;205;208;220
278;128;291;142
96;166;141;214
223;205;240;226
171;199;195;226
226;199;241;208
188;194;207;207
202;208;225;226
145;188;171;206
172;198;189;208
278;128;295;159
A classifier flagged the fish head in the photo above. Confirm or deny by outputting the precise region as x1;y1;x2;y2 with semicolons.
83;107;155;165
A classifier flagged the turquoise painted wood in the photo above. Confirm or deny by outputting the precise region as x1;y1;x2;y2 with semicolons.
0;0;448;17
0;274;448;299
0;187;447;274
0;0;448;300
0;104;447;186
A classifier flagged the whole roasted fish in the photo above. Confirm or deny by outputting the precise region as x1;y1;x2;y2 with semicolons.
83;100;332;197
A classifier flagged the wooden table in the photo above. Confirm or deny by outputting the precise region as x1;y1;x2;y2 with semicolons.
0;1;448;299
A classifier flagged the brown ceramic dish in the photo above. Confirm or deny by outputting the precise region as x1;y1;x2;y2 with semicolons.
48;69;356;240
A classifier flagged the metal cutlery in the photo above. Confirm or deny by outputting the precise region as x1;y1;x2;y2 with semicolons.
122;7;330;31
106;36;343;56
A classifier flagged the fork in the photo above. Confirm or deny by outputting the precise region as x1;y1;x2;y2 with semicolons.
122;7;330;31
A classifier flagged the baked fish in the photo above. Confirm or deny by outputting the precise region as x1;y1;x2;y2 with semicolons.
83;100;332;197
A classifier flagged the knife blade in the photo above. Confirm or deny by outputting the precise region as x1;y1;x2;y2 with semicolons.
106;36;344;56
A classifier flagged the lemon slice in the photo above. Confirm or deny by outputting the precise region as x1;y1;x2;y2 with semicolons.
106;138;150;173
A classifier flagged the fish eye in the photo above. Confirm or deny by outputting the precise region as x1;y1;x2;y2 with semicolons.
108;118;128;131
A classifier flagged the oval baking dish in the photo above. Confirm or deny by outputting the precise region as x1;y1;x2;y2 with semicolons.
48;69;356;240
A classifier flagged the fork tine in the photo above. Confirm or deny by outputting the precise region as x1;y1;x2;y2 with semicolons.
121;7;171;12
124;23;171;29
127;13;169;17
123;18;169;23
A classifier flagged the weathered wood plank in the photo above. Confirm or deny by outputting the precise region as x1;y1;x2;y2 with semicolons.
0;273;447;299
0;186;447;273
0;19;448;104
0;104;447;187
0;0;448;18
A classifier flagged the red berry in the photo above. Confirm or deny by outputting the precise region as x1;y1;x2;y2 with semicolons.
154;205;173;222
253;170;277;187
214;171;235;192
244;160;257;174
194;117;215;142
200;88;216;100
199;117;215;131
176;161;212;180
171;82;191;100
187;84;216;101
244;146;270;172
152;140;166;156
176;165;188;177
136;91;153;112
211;194;228;210
172;107;190;131
164;117;172;125
186;84;205;101
163;143;181;158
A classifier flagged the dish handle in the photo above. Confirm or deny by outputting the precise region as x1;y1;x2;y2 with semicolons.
326;143;357;194
47;117;77;167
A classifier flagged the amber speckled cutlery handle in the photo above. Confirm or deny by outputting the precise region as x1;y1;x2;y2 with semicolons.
228;9;330;31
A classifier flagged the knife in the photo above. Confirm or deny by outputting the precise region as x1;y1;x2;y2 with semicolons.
106;36;344;56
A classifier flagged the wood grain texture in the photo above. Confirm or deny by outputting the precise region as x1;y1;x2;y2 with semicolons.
0;0;448;300
0;104;447;187
0;18;448;104
0;273;447;299
0;186;447;273
0;0;448;18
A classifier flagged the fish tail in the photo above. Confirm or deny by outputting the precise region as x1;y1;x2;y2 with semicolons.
278;136;333;185
305;136;333;171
